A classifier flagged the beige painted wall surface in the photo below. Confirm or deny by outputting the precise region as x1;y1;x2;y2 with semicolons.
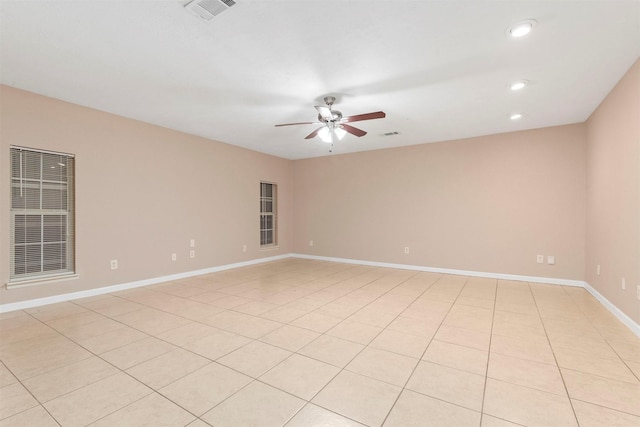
293;124;587;280
586;59;640;324
0;86;292;305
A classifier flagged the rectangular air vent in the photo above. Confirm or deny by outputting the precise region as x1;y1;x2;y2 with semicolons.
184;0;236;21
383;131;400;136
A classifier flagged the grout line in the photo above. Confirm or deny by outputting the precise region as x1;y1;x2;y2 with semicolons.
478;277;498;426
529;281;582;427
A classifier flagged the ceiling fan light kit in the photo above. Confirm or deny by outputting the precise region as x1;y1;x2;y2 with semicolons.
275;96;386;152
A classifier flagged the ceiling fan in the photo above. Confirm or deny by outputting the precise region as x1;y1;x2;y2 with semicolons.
275;96;386;149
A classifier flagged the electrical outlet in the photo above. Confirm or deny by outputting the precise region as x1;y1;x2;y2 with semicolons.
171;253;177;261
190;250;195;259
110;259;118;270
547;255;555;265
637;285;640;300
404;247;410;254
190;239;195;248
242;244;247;252
536;255;544;264
309;240;314;247
621;277;626;290
597;264;601;276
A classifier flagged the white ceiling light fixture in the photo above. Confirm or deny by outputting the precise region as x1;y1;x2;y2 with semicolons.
318;126;332;143
509;80;529;91
507;19;537;38
510;113;524;120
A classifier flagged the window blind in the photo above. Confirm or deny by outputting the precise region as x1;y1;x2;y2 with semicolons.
260;182;276;246
10;147;75;281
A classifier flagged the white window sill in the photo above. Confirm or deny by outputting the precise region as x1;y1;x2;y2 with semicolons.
259;245;280;251
6;273;79;290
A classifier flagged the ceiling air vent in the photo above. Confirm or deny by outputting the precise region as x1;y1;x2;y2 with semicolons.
184;0;236;21
383;131;400;136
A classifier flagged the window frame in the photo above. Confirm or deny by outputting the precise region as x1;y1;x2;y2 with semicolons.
9;146;76;286
259;181;277;248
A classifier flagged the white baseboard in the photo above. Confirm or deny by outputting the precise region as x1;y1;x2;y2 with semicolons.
0;254;291;314
291;253;585;287
583;281;640;337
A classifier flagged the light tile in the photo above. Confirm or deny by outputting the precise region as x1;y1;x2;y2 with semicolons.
384;389;480;427
182;328;251;360
285;403;366;427
326;320;382;345
0;322;59;346
608;339;640;363
490;333;556;364
434;324;490;351
259;324;320;352
126;348;210;389
298;335;365;368
260;354;339;400
260;306;309;323
549;333;620;359
571;399;640;427
487;352;566;396
202;380;304;427
0;335;92;380
292;311;343;333
0;382;39;420
155;322;220;347
554;346;638;384
159;362;252;416
90;392;196;427
483;378;577;426
44;372;152;427
312;370;401;426
75;295;144;317
74;326;148;354
369;329;430;358
114;307;192;335
100;337;176;370
346;347;417;387
233;300;279;316
562;369;640;416
422;339;488;375
0;363;18;387
406;361;485;411
217;340;291;377
386;316;439;338
22;356;119;402
0;405;59;427
481;415;522;427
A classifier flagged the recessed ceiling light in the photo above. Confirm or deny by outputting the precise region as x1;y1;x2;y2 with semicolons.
510;113;523;120
507;19;537;38
509;80;528;91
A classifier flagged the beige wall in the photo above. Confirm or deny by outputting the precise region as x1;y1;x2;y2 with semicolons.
585;59;640;324
0;86;293;305
293;124;587;281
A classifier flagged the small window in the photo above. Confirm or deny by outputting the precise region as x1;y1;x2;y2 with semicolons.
10;147;75;282
260;182;277;247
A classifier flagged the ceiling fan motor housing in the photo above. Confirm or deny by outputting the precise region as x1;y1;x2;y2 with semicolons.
318;110;343;124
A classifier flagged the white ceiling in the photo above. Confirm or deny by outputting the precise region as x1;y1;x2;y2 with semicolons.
1;1;639;160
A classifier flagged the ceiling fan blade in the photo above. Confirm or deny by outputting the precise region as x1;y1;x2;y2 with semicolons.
304;127;323;140
275;121;319;127
315;106;333;120
341;124;367;137
342;111;386;123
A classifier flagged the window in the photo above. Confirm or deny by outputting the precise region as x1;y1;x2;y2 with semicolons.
260;182;276;246
10;147;75;282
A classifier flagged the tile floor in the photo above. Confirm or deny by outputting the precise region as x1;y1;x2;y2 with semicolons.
1;258;639;426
